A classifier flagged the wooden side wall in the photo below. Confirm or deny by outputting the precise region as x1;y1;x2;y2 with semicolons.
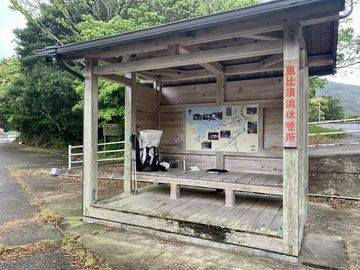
159;77;284;174
135;86;159;130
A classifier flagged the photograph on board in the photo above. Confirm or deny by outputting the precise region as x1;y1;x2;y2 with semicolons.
203;114;213;120
208;132;219;140
247;121;258;134
220;130;231;138
225;107;232;116
193;113;203;120
201;141;212;149
246;107;258;115
212;112;223;120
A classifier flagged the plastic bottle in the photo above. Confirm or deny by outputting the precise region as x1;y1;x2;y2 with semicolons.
182;156;186;171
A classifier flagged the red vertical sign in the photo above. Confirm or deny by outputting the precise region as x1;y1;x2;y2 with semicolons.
283;60;298;148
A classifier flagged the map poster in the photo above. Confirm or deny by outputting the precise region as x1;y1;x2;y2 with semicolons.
185;105;259;152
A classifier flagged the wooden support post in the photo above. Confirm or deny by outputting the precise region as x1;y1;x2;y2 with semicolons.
170;183;180;199
225;189;235;206
157;81;163;129
216;74;225;106
282;21;307;257
124;72;137;194
83;58;99;216
298;46;309;249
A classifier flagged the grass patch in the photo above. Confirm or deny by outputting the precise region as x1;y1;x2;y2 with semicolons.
61;237;112;270
309;124;348;145
36;209;63;226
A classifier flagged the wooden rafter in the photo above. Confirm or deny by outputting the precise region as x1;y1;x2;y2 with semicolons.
93;40;283;75
180;46;224;74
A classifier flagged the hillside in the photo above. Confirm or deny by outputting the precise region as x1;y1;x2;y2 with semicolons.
316;80;360;116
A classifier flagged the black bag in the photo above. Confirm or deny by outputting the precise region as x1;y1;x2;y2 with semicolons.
141;146;160;172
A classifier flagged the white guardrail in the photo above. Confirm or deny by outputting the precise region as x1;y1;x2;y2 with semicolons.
68;141;125;170
308;118;360;137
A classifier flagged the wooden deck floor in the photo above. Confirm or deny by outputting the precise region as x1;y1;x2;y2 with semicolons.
97;185;283;237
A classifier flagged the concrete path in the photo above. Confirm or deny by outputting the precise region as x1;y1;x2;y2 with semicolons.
0;142;72;270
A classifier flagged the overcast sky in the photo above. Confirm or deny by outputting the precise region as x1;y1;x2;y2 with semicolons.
0;0;359;85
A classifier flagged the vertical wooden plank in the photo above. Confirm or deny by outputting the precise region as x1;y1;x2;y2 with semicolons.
283;21;303;257
216;152;224;169
258;106;264;150
225;189;235;207
170;183;180;199
216;74;225;106
298;45;309;249
83;58;99;216
124;72;137;194
157;81;163;129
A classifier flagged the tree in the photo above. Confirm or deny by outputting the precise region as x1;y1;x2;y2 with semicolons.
309;96;345;122
308;76;327;99
3;0;261;147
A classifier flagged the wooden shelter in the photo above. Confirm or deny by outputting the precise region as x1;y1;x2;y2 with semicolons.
36;0;344;260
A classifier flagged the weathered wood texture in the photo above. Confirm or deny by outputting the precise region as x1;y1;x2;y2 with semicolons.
124;73;136;193
93;185;284;253
282;21;307;257
133;169;283;197
135;85;158;130
83;58;99;215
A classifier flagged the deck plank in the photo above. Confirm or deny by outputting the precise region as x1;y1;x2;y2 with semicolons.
200;197;247;225
263;175;283;186
252;200;283;234
216;197;258;227
187;197;226;223
230;199;271;231
223;172;249;183
172;192;223;220
266;205;283;236
249;174;273;185
113;186;169;210
98;184;283;237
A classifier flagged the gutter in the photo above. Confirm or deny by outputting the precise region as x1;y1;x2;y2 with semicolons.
51;55;84;81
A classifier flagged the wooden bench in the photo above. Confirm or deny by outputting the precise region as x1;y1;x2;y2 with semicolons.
133;169;283;206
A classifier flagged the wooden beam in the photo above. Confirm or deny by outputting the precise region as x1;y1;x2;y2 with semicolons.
124;72;136;194
168;44;180;55
137;72;160;82
241;33;281;41
181;46;224;74
93;40;283;75
100;74;131;85
259;54;283;67
159;54;333;82
282;21;304;257
83;58;99;216
143;69;185;77
84;24;283;60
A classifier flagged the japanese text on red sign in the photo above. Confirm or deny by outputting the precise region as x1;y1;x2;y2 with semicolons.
283;61;298;148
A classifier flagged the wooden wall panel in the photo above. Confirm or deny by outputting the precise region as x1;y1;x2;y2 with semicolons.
161;77;283;105
136;86;158;130
158;77;284;174
159;153;216;170
161;83;216;105
263;108;283;149
224;156;283;175
225;77;283;102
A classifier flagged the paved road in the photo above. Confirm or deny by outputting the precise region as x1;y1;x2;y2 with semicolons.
0;142;72;270
0;143;63;225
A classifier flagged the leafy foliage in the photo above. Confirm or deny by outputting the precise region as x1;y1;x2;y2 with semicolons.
309;96;345;122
